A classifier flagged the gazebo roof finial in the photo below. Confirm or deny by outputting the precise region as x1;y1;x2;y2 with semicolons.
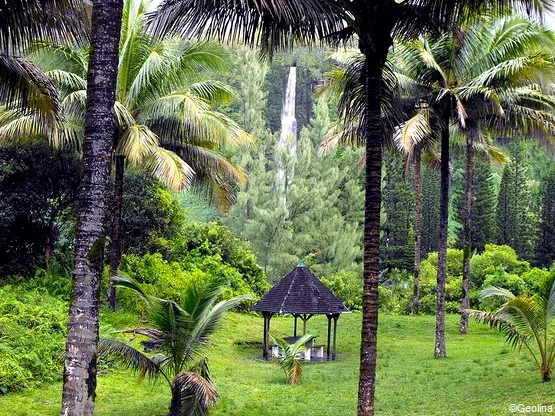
297;261;305;267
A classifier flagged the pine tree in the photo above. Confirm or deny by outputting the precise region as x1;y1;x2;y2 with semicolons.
421;165;440;258
381;151;414;271
537;164;555;267
223;99;364;280
454;153;496;252
496;141;537;261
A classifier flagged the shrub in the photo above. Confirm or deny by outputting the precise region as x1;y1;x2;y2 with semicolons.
0;287;66;393
168;222;268;296
321;271;362;310
470;244;530;287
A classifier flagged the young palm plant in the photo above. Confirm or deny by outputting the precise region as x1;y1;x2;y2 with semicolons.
100;275;250;416
270;333;316;385
467;273;555;382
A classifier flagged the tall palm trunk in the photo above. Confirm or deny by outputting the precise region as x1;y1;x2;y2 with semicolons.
108;155;125;311
435;102;450;358
61;1;123;415
459;131;473;334
412;144;422;315
358;22;392;410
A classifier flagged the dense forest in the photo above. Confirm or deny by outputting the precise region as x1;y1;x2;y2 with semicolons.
3;1;555;416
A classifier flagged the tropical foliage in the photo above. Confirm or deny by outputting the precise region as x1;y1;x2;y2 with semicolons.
270;333;315;385
100;275;249;416
468;273;555;382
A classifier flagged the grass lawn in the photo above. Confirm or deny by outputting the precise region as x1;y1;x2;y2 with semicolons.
1;312;553;416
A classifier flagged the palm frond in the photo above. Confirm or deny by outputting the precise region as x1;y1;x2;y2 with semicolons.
0;54;62;126
98;339;162;382
480;286;516;300
393;109;431;152
148;0;347;53
0;0;88;52
113;274;152;304
169;371;218;416
141;146;195;192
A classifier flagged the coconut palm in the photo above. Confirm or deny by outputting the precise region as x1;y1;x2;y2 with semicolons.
467;273;555;382
147;1;554;413
0;0;86;145
317;52;437;316
393;17;555;336
2;0;252;309
271;333;316;385
0;0;87;109
60;0;123;413
99;275;249;415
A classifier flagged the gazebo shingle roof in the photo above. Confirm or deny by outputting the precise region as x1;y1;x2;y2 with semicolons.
251;264;349;315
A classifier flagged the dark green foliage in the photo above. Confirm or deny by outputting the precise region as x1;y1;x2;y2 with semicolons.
416;244;550;314
381;151;414;271
536;164;555;268
0;287;67;393
0;143;81;278
116;170;185;256
420;165;440;258
167;222;268;296
454;153;497;252
496;142;538;261
321;271;363;311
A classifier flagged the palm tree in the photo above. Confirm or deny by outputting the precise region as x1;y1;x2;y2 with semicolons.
394;17;555;337
60;0;124;414
147;1;554;413
271;333;316;384
99;275;249;416
2;0;252;309
455;17;555;333
0;0;86;129
467;273;555;382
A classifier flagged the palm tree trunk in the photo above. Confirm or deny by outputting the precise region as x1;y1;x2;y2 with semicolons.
435;102;450;358
357;48;386;416
412;144;422;315
108;155;125;311
60;1;123;415
459;132;473;334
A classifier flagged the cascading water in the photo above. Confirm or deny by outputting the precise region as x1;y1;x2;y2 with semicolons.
277;65;297;200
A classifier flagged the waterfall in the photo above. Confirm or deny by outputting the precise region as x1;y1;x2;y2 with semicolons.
277;65;297;198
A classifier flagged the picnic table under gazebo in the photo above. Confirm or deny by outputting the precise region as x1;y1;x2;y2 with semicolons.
251;262;349;361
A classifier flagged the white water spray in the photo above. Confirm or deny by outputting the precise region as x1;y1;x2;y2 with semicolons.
277;65;297;198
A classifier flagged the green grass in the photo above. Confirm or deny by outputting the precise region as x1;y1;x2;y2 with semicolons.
1;313;553;416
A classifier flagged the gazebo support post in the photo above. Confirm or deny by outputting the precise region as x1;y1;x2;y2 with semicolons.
301;314;314;335
326;314;332;359
262;312;273;360
293;314;298;337
332;314;339;360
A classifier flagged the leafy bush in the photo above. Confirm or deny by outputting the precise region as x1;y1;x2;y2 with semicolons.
168;222;268;296
0;288;66;393
118;247;262;314
321;272;362;310
470;244;530;287
418;249;464;314
417;245;551;313
379;269;412;314
116;170;186;257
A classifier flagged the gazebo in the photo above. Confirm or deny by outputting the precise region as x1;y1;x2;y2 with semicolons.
251;262;349;361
